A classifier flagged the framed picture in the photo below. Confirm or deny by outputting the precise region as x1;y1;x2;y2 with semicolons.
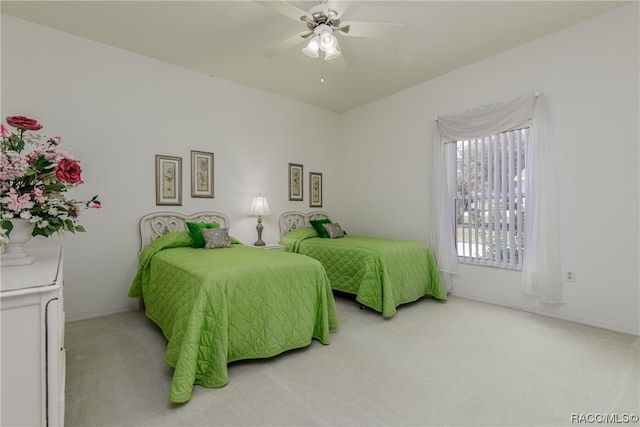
156;155;182;206
288;163;303;201
190;150;214;198
309;172;323;207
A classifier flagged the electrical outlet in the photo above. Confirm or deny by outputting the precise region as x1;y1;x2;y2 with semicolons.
566;271;575;282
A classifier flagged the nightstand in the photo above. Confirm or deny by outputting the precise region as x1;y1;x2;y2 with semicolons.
254;243;286;251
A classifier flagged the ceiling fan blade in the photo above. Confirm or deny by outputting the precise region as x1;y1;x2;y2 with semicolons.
261;31;308;57
325;0;350;18
339;21;405;38
254;1;310;22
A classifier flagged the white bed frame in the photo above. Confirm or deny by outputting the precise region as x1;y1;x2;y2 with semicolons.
139;211;230;251
279;210;331;237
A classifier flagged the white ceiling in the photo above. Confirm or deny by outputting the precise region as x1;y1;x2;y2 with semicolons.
1;1;628;112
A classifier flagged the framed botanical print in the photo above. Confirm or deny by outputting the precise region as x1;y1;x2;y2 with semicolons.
156;155;182;206
309;172;323;208
190;150;214;198
288;163;303;201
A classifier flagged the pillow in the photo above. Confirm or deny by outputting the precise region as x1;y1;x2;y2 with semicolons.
186;221;220;248
279;226;319;252
201;227;233;249
146;231;193;252
322;222;345;239
281;226;319;240
309;218;332;238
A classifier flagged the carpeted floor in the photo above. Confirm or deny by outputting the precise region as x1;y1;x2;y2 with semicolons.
64;295;639;426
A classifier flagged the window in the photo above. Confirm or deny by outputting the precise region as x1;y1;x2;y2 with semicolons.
433;93;561;300
454;128;527;269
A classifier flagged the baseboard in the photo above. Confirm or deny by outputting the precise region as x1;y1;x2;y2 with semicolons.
65;302;141;323
450;292;639;337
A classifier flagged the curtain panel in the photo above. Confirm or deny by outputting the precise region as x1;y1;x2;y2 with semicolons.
430;92;563;303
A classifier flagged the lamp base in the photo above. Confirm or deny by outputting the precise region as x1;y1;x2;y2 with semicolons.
254;217;265;246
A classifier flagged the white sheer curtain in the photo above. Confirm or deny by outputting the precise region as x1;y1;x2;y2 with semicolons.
430;92;563;303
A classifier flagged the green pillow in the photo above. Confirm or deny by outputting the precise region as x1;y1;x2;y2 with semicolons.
281;226;319;241
186;221;220;248
309;218;332;238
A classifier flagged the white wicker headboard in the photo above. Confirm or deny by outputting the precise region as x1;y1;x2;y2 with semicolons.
279;211;331;237
139;211;230;251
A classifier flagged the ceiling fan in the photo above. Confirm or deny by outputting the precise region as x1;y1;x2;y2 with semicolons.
257;1;404;62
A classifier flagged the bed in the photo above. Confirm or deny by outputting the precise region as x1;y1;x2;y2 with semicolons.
279;211;446;317
129;211;338;403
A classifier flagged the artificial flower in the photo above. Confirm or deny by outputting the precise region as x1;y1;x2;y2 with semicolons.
55;158;84;184
6;115;43;131
1;115;101;238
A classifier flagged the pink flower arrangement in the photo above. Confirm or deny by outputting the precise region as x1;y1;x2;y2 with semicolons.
1;115;101;238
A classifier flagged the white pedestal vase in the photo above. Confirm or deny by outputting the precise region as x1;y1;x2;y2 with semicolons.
1;218;36;266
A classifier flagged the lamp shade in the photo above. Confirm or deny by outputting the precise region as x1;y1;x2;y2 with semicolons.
250;194;272;216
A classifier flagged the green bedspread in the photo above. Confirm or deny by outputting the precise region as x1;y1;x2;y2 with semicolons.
280;227;446;317
129;231;338;403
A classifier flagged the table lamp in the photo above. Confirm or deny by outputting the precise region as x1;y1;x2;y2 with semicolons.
249;194;272;246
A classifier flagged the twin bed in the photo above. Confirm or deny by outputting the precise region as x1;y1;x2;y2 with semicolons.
279;211;447;317
130;210;445;403
129;212;337;403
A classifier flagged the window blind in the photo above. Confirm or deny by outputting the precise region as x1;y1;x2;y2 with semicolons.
455;128;527;269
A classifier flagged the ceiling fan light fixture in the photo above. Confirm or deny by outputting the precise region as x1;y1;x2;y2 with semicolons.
314;24;337;53
323;48;341;61
301;36;320;58
320;31;334;48
321;33;338;52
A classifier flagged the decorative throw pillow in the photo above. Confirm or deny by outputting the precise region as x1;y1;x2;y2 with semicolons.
201;227;233;249
323;222;345;239
309;218;332;238
186;221;220;248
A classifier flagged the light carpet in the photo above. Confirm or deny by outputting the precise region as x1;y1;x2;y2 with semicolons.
64;295;639;426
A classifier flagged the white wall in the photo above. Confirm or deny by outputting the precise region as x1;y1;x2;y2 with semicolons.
339;4;639;334
1;15;340;321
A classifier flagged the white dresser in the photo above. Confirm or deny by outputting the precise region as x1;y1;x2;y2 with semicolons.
1;247;65;427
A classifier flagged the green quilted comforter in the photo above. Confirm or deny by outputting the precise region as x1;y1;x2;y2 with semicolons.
129;231;338;403
280;227;446;317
